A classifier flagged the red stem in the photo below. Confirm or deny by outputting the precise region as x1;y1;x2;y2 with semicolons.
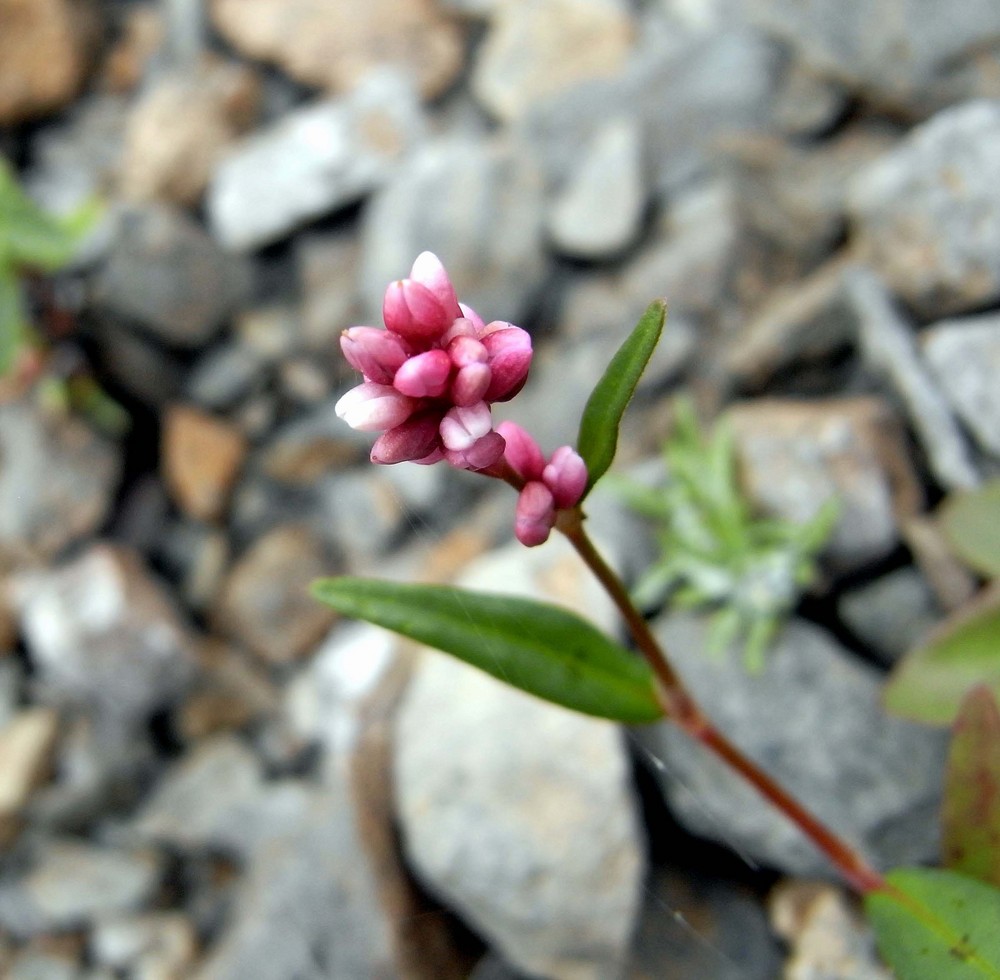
557;507;889;895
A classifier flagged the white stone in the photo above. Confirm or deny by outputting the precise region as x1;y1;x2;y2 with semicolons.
208;71;425;250
547;116;647;259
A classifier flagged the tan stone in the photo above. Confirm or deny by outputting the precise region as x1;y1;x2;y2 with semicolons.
0;707;59;846
210;0;464;100
212;525;337;664
177;638;278;740
472;0;634;120
120;59;259;207
163;404;247;522
100;4;163;94
0;0;98;123
771;880;892;980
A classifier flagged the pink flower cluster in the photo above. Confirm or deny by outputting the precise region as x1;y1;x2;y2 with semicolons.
335;252;532;470
336;252;589;547
498;422;588;547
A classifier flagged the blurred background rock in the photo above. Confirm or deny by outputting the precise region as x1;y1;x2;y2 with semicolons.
2;0;999;976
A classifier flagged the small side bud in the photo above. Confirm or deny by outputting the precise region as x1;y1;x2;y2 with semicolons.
444;430;506;470
496;421;545;482
542;446;588;508
515;481;556;547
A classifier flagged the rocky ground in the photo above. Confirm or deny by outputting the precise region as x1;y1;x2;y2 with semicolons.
2;0;1000;977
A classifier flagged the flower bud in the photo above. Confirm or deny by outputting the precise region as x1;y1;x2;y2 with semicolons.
335;382;415;432
447;335;488;368
393;349;452;398
515;481;556;547
370;409;443;464
410;252;461;319
383;279;452;340
459;303;485;332
450;363;492;406
542;446;588;508
340;327;409;384
444;430;506;470
496;421;545;482
482;327;532;401
439;401;493;451
440;317;478;346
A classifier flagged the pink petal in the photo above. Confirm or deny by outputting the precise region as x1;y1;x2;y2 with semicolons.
393;349;452;398
335;382;415;432
496;421;546;482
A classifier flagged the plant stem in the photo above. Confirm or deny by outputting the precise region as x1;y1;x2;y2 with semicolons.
556;507;888;896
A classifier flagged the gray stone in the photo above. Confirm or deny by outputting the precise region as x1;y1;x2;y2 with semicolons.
848;100;1000;317
922;312;1000;458
472;0;635;121
14;546;196;726
732;124;898;254
25;95;129;224
626;870;783;980
547;116;647;259
26;716;158;831
839;567;941;665
91;913;198;978
394;537;644;980
207;71;426;251
95;203;251;347
361;134;548;326
133;735;286;858
640;614;948;877
848;266;981;490
0;398;120;573
722;257;858;389
521;29;784;196
742;0;1000;106
728;397;923;573
90;322;186;407
0;840;161;937
194;784;398;980
184;343;267;411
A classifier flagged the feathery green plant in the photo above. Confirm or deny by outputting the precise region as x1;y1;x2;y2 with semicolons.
617;397;838;670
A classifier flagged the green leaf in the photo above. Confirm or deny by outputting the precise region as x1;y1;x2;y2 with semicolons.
0;266;29;376
942;686;1000;887
576;299;665;497
865;867;1000;979
311;577;664;723
884;590;1000;725
0;159;96;270
941;481;1000;579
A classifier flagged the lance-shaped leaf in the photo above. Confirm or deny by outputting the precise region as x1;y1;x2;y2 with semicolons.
941;479;1000;579
884;589;1000;725
312;577;664;723
576;299;665;497
942;685;1000;887
865;867;1000;979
